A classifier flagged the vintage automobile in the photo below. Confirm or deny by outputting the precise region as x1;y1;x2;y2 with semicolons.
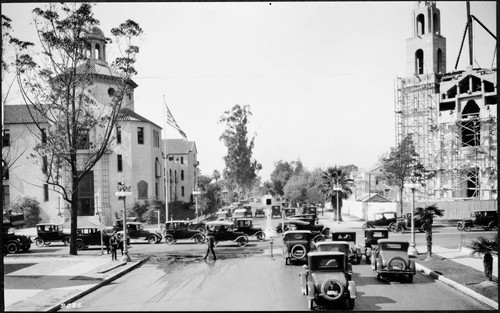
73;227;111;250
3;222;32;254
299;251;356;310
288;215;330;238
34;223;70;247
205;221;249;247
254;207;266;217
457;210;498;231
112;219;163;244
283;230;318;265
371;239;416;282
391;213;427;233
226;218;266;241
331;232;362;264
231;208;248;219
364;228;389;264
362;211;398;230
163;220;206;244
283;207;297;217
242;205;253;218
313;241;353;280
282;202;290;208
301;206;318;215
276;219;326;240
272;205;282;218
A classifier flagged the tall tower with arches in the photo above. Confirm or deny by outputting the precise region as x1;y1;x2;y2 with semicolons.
406;1;446;76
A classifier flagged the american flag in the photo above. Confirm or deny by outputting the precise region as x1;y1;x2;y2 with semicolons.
164;101;187;139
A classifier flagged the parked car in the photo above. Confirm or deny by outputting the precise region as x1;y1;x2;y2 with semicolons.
287;215;330;238
72;227;110;250
371;239;416;282
283;207;296;217
163;220;206;244
227;218;266;241
112;219;163;244
364;228;389;264
283;230;318;265
205;221;249;247
312;241;353;280
242;205;253;218
302;206;318;215
391;213;427;233
331;232;362;264
362;211;397;230
3;222;32;254
34;223;70;247
272;205;282;218
282;202;290;208
254;207;265;218
277;220;326;241
232;208;247;219
299;251;356;310
457;211;498;231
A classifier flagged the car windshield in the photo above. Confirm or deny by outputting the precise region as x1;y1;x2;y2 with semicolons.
312;256;344;271
379;242;409;251
369;231;388;238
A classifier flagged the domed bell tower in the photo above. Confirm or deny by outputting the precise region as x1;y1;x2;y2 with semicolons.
85;26;107;65
406;1;446;77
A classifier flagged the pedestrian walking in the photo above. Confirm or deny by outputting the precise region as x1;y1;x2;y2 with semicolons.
117;233;124;256
204;235;216;260
109;231;119;261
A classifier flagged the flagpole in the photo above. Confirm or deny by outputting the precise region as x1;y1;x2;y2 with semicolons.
163;95;169;222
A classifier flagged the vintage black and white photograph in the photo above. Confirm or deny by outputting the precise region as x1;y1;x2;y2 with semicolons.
2;1;497;311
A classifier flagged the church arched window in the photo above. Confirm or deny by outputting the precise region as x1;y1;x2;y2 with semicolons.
417;14;425;36
415;49;424;75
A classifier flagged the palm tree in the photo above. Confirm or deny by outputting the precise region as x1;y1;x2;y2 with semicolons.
466;235;498;281
415;204;444;258
318;166;354;221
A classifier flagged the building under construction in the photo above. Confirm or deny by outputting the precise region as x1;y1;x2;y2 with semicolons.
394;1;497;201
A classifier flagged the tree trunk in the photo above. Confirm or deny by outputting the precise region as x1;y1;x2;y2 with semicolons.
483;252;493;281
69;163;79;255
425;225;432;258
399;186;404;216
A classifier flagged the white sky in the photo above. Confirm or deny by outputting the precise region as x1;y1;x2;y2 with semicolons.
2;1;497;181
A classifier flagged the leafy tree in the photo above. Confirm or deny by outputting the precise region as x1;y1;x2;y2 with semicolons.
466;235;498;281
13;3;143;255
212;170;221;183
270;159;303;196
10;196;42;227
306;168;324;204
318;166;354;221
284;174;308;204
415;204;444;258
219;104;262;197
198;174;223;215
381;134;433;216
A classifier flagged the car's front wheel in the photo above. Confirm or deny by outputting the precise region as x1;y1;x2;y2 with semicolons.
7;242;19;254
237;237;248;247
35;237;45;247
147;235;158;244
193;234;205;244
63;236;70;245
255;232;266;241
76;239;85;250
165;235;175;245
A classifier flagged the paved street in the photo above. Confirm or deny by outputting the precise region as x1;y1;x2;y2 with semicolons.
5;209;498;311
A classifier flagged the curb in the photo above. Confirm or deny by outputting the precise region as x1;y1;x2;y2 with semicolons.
46;256;150;312
416;262;498;310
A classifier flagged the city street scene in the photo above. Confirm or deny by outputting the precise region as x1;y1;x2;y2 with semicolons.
1;1;497;312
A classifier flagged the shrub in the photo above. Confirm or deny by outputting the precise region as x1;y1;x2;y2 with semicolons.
127;200;150;222
10;196;42;227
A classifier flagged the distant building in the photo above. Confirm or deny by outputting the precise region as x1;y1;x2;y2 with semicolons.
351;167;396;201
162;139;199;203
394;2;496;201
2;26;165;225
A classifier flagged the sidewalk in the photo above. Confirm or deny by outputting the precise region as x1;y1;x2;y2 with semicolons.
4;253;149;312
321;212;498;309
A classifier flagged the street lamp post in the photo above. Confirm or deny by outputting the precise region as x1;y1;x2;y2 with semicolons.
333;184;341;224
404;182;420;257
116;181;132;263
193;190;201;223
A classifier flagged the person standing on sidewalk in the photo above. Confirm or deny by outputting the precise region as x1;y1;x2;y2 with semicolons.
109;231;119;261
117;233;124;256
203;235;216;260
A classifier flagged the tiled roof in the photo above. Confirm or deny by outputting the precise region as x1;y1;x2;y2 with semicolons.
3;105;48;124
118;108;160;128
75;60;138;87
161;139;196;154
